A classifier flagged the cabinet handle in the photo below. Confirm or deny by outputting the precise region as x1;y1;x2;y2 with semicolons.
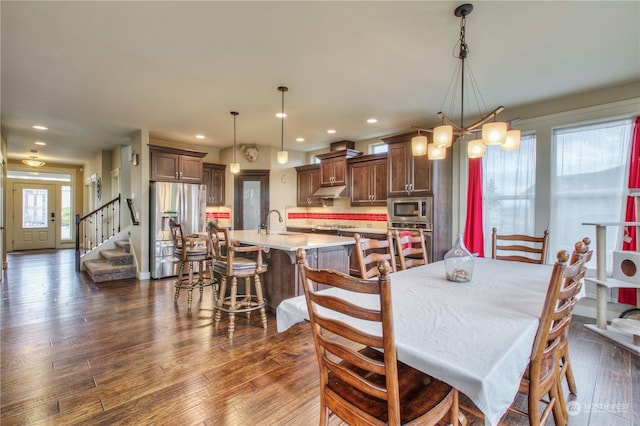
175;172;179;179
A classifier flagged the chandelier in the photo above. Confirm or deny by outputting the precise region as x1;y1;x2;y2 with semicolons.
412;3;520;160
22;150;46;167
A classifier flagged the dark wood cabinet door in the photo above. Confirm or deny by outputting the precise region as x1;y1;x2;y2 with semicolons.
296;164;323;207
387;142;411;196
331;156;347;186
319;158;335;186
203;163;226;206
349;161;371;205
410;152;431;196
370;157;388;204
150;151;180;181
179;156;203;183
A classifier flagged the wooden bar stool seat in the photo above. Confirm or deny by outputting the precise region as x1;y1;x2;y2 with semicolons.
169;219;215;310
210;223;268;338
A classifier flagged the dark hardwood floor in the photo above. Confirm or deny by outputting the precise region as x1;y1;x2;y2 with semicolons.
1;249;638;425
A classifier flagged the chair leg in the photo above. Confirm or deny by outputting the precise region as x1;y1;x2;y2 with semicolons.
564;354;578;395
228;276;238;338
253;273;267;329
187;261;195;310
214;273;227;327
175;260;185;302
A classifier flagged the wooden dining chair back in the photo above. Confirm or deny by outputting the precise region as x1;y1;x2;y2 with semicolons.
555;237;592;418
506;250;586;426
295;248;463;426
353;232;397;279
209;222;268;338
393;229;428;270
169;218;214;310
491;228;550;264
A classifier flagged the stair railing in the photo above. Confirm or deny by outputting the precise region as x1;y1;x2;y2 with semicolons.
75;194;121;271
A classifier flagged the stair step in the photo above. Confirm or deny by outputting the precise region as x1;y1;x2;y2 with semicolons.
114;240;131;252
84;259;136;283
101;249;134;265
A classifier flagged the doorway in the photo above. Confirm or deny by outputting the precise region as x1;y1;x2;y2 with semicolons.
234;170;269;230
12;182;57;250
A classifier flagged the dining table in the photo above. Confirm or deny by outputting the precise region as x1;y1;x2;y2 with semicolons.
276;256;553;426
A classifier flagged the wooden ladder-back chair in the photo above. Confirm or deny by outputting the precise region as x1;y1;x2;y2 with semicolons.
508;250;586;426
492;228;550;264
210;222;268;338
556;237;592;419
295;248;465;426
169;218;214;310
353;231;397;279
393;229;428;270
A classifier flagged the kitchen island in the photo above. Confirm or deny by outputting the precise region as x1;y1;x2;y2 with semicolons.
227;230;356;310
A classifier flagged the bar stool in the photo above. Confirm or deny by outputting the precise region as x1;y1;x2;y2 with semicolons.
169;219;215;310
210;223;268;338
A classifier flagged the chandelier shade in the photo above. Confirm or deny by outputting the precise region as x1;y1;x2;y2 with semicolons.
410;3;518;160
22;158;45;167
502;129;521;151
230;111;240;174
411;134;428;156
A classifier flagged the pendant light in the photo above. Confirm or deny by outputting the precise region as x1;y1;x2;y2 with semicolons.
277;86;289;164
229;111;240;174
411;129;428;156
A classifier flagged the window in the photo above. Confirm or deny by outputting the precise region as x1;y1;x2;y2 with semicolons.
482;133;537;256
369;142;388;154
550;118;633;266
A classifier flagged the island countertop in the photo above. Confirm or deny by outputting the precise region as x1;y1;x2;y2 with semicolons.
228;230;356;251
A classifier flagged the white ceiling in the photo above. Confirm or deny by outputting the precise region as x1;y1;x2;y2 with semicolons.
2;1;639;166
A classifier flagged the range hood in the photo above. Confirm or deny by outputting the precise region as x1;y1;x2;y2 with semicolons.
313;185;347;199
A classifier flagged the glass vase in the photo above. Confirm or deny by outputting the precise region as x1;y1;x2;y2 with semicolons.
444;233;474;283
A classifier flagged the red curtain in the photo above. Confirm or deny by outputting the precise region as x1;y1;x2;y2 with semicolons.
618;116;640;305
464;158;484;257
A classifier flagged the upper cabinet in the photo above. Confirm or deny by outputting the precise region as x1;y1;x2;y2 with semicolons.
349;153;387;206
149;146;206;183
317;148;361;191
295;164;328;207
202;163;226;206
383;133;431;197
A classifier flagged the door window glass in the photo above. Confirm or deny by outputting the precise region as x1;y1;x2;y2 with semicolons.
22;188;48;228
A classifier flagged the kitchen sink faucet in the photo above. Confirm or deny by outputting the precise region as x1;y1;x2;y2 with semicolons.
265;209;283;235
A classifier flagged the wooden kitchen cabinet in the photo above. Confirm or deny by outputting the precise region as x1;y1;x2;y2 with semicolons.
316;149;361;189
202;163;226;206
149;146;206;183
295;164;326;207
383;134;431;197
349;153;387;206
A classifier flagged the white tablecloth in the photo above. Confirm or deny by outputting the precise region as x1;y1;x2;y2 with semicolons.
276;257;553;426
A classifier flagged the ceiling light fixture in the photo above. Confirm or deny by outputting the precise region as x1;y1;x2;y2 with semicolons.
32;125;48;130
327;129;336;134
195;134;205;139
412;3;519;159
229;111;240;174
277;86;289;165
35;141;47;146
23;158;45;167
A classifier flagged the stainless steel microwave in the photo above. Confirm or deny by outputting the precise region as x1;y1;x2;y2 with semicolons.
387;197;433;229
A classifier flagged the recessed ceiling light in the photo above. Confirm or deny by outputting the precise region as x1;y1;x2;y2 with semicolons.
276;113;287;118
367;118;378;124
327;129;336;134
195;134;205;139
296;137;305;142
35;141;47;146
32;125;48;130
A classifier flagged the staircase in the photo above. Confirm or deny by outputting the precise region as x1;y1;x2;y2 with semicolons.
84;240;137;283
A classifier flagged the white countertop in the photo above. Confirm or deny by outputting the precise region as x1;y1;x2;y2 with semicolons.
228;230;356;251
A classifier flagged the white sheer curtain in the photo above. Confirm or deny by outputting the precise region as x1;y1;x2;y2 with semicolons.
482;134;537;256
550;119;633;270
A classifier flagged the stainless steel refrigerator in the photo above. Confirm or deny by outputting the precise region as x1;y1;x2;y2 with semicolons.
150;182;207;279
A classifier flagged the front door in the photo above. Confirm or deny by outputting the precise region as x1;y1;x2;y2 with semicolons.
13;183;56;250
234;170;269;230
